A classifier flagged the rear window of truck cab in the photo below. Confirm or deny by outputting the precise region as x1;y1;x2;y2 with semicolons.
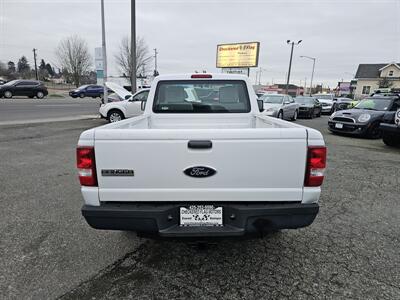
152;80;251;113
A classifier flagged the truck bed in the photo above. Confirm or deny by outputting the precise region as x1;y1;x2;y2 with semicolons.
79;114;323;204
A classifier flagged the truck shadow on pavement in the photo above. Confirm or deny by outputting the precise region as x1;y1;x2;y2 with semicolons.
57;228;350;300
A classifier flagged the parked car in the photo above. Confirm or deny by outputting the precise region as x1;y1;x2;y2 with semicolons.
260;94;299;120
313;93;334;114
99;82;150;123
328;95;400;138
332;97;355;112
0;80;48;99
69;85;108;98
294;96;322;118
77;73;326;237
379;108;400;147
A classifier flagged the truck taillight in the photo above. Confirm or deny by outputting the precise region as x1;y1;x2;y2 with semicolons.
77;146;97;186
305;146;327;187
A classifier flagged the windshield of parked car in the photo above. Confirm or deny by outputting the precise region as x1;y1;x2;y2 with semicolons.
153;80;251;113
2;80;18;86
313;94;332;100
260;94;284;104
295;97;314;104
354;98;392;111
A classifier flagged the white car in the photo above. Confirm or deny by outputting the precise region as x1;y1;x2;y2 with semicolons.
312;93;335;114
77;73;326;238
260;94;299;120
99;82;149;123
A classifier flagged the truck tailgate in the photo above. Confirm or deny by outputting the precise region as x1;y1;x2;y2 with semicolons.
94;128;308;202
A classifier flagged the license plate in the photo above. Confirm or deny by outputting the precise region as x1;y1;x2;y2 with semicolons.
335;123;343;129
180;205;223;226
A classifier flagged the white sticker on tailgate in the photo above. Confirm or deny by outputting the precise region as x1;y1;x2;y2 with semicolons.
180;205;223;226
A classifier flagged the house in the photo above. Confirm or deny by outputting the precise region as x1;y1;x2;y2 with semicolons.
354;63;400;99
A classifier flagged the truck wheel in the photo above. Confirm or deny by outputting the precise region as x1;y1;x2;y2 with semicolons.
382;132;400;146
4;91;12;98
108;110;124;123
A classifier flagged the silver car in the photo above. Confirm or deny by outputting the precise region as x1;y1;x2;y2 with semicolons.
260;94;299;120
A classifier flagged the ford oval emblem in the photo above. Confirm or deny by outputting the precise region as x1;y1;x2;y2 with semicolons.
184;166;216;178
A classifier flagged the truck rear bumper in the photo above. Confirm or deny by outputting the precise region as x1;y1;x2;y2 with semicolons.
82;202;319;237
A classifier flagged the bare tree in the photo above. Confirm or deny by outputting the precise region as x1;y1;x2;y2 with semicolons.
115;36;152;80
55;35;92;87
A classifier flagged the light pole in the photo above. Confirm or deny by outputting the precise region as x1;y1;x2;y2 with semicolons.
131;0;137;93
300;55;316;96
285;40;302;94
100;0;108;102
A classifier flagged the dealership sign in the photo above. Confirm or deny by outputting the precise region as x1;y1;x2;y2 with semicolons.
216;42;260;68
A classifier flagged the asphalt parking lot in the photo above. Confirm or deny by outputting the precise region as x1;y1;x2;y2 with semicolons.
0;116;399;300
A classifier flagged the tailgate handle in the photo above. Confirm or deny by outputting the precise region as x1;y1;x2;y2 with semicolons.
188;140;212;149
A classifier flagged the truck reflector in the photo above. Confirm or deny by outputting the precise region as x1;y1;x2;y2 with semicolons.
77;146;98;186
305;146;327;187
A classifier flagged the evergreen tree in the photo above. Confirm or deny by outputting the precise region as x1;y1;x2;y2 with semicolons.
7;61;16;72
45;63;54;76
39;59;46;70
17;56;30;73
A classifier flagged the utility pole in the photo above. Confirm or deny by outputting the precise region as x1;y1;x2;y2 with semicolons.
153;48;159;77
285;40;302;94
32;48;38;80
100;0;108;102
131;0;137;93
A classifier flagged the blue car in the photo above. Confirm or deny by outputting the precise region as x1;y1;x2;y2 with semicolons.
69;85;106;98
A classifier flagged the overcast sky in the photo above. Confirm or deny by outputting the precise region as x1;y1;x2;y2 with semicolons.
1;0;399;87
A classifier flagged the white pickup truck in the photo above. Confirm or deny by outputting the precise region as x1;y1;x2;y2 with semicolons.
77;74;327;237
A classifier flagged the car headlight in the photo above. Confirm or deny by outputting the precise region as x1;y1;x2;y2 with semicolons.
329;112;337;119
358;114;371;122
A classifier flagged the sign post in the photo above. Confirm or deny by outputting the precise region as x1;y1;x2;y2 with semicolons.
95;47;104;85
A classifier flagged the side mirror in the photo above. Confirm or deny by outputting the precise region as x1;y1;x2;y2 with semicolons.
141;100;146;111
257;99;264;112
284;101;290;105
125;95;131;100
